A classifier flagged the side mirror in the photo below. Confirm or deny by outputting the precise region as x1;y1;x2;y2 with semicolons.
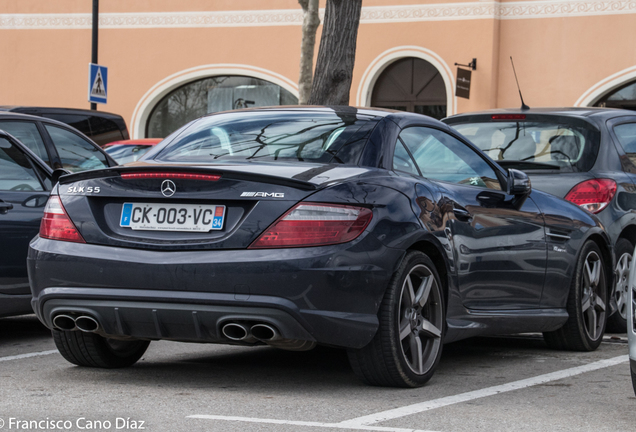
51;168;71;185
507;169;531;195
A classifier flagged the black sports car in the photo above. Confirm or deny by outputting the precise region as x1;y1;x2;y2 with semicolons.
28;107;613;387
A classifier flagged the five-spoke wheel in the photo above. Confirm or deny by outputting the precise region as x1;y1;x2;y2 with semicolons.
544;241;608;351
348;251;444;387
398;264;443;376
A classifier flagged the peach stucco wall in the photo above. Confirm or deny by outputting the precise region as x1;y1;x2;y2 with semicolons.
2;0;636;137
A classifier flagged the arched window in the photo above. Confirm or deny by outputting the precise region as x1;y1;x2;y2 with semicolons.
595;80;636;111
371;57;447;119
146;75;298;138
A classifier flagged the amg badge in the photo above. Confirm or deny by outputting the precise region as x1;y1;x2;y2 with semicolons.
241;192;285;198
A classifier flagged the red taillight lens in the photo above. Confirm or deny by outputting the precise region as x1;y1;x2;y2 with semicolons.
564;179;617;214
120;172;221;181
39;196;85;243
491;114;526;120
249;203;373;249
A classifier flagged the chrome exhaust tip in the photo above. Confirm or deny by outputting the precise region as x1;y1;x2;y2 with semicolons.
52;314;76;331
222;322;250;341
251;323;280;341
75;316;100;333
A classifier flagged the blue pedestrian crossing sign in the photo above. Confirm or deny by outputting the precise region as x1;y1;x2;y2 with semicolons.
88;63;108;104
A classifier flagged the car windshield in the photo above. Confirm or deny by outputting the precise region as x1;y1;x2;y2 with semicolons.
452;120;600;172
154;111;376;164
105;144;154;164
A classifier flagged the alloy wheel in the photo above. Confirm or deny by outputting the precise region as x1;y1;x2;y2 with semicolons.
398;264;443;375
581;251;606;340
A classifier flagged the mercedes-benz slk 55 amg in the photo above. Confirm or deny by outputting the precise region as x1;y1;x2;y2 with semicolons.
28;107;612;387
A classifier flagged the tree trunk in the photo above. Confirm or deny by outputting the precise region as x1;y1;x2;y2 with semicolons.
308;0;362;106
298;0;320;105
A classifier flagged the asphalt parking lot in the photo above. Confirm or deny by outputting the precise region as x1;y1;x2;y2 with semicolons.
0;315;632;432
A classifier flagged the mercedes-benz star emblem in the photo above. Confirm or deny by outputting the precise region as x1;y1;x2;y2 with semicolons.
161;179;176;197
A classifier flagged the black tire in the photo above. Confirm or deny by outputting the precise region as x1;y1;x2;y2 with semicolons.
543;241;608;351
347;251;445;387
606;238;632;333
53;329;150;368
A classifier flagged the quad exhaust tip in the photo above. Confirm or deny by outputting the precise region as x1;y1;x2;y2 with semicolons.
221;322;281;343
52;314;100;333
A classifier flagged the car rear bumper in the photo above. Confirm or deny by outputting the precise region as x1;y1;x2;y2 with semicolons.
28;237;402;349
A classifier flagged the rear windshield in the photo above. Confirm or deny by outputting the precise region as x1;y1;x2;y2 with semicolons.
452;120;600;172
154;111;377;165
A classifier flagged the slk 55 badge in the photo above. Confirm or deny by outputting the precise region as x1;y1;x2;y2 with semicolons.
67;186;100;194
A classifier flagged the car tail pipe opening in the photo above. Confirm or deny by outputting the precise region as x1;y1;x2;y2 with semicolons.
221;322;256;342
75;316;100;332
52;314;77;331
250;323;280;342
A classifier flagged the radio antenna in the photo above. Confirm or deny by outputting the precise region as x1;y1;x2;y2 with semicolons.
510;56;529;110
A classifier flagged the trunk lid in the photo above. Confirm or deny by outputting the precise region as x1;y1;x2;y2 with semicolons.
56;163;372;250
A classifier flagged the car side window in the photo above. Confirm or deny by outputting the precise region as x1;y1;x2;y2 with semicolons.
0;121;50;166
392;140;420;175
399;127;502;190
613;123;636;167
0;137;45;192
44;124;109;172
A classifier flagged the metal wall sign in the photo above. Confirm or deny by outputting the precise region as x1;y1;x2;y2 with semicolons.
88;63;108;104
455;68;472;99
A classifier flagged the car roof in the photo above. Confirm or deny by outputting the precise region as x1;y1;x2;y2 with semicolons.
198;105;446;129
0;110;91;129
445;106;636;120
0;105;126;121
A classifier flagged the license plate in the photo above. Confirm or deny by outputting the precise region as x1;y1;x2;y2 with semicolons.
120;203;225;232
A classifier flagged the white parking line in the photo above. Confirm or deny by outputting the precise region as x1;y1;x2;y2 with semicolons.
0;349;58;362
188;354;628;430
187;415;439;432
341;354;628;426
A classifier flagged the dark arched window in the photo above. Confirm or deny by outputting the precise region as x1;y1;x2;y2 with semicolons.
146;76;298;138
595;80;636;111
371;57;447;119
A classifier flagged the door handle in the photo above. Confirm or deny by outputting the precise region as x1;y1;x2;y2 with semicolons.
453;206;472;221
0;201;14;215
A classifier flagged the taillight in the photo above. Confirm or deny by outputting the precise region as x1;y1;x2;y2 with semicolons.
249;203;373;249
39;196;85;243
564;179;617;214
120;172;221;181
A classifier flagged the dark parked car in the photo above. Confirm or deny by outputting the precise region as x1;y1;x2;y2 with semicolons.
444;107;636;332
28;107;612;387
0;106;129;146
0;130;52;317
0;111;116;172
0;113;117;318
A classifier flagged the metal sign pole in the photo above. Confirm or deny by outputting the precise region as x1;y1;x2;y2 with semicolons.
91;0;99;111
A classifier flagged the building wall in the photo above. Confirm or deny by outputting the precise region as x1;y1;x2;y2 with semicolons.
2;0;636;137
